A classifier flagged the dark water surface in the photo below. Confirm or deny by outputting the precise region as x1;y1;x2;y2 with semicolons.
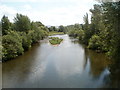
2;35;111;88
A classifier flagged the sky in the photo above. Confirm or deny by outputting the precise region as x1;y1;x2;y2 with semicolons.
0;0;99;26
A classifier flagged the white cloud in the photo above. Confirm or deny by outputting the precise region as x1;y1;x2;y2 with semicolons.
0;4;17;21
1;0;38;3
23;5;32;10
0;0;98;26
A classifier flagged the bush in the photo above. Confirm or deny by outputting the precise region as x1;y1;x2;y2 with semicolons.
49;37;63;45
18;32;32;51
28;29;48;44
78;30;85;41
68;30;80;38
28;30;40;43
2;31;24;61
88;35;102;51
0;44;2;61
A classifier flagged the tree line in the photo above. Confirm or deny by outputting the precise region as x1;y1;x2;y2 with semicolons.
67;1;120;62
47;25;67;34
66;2;120;87
1;13;48;61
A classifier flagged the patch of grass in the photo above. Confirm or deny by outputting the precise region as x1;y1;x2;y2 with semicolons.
49;31;64;36
49;37;63;45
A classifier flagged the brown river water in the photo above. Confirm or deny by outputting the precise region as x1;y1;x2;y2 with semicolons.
2;34;114;88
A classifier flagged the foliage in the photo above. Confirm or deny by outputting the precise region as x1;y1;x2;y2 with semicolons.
48;26;58;32
2;31;24;61
67;24;83;38
66;1;120;62
0;44;2;61
48;25;66;34
1;15;11;35
49;37;63;45
49;31;64;36
1;14;48;61
88;35;102;51
19;32;32;51
14;13;31;32
78;30;85;41
28;29;48;44
58;25;66;33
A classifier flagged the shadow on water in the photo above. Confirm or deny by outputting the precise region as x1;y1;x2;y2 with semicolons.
78;42;120;88
70;39;111;88
84;49;110;78
71;39;110;78
106;60;120;88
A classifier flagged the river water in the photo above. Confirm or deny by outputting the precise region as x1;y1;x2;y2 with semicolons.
2;34;111;88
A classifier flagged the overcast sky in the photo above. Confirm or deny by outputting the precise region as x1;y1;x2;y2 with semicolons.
0;0;99;26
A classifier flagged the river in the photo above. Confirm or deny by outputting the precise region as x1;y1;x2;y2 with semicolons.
2;34;111;88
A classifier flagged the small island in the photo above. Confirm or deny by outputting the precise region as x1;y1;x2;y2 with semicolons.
49;37;63;45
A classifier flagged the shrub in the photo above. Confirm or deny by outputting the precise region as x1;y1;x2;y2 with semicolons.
19;32;32;51
78;30;85;41
88;35;102;51
2;31;24;61
28;30;40;43
49;37;63;45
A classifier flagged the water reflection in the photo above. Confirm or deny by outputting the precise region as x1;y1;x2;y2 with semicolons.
3;35;111;88
84;49;110;78
0;63;2;89
2;43;47;88
107;60;120;88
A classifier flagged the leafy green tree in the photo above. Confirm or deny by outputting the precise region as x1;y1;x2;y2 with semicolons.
89;4;102;34
82;13;91;45
30;21;48;43
102;2;120;59
78;30;85;41
2;31;24;61
88;35;102;51
48;26;58;32
83;13;89;31
18;32;32;51
1;15;11;35
14;13;31;33
58;25;66;33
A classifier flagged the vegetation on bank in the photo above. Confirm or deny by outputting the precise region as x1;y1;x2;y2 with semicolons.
49;37;63;45
1;14;48;61
47;25;67;34
49;31;64;36
65;2;120;87
66;2;120;62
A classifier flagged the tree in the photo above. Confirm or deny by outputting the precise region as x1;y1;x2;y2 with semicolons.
1;15;11;35
83;13;89;31
59;25;66;33
18;32;32;51
102;2;120;59
89;4;102;34
2;31;24;61
88;34;102;51
48;26;58;32
82;13;91;45
14;13;31;33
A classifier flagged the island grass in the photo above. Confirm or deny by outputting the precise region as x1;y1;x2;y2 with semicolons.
49;31;64;36
49;37;63;45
